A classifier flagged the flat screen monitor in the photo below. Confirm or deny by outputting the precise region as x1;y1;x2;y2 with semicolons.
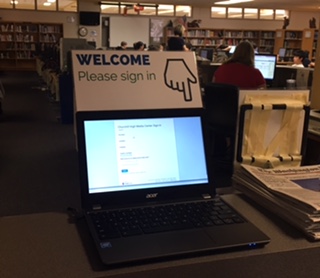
200;48;213;61
278;48;286;58
79;11;100;26
254;54;277;80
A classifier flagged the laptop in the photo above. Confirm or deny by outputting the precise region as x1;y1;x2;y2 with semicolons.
228;45;236;55
76;108;270;266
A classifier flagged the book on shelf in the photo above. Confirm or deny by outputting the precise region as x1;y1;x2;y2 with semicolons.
233;164;320;241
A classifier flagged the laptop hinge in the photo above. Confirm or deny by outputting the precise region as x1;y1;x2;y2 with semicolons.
92;204;102;210
202;193;212;199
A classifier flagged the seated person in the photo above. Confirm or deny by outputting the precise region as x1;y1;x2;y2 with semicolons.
185;41;194;51
115;41;127;50
303;50;311;68
148;44;161;51
212;41;266;89
167;25;189;51
214;44;229;63
160;43;167;51
133;41;145;51
217;43;231;52
292;50;305;68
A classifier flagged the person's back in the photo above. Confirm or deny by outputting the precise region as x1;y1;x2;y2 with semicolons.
214;63;266;89
116;41;127;50
133;41;145;51
213;41;266;89
167;25;189;51
302;50;311;68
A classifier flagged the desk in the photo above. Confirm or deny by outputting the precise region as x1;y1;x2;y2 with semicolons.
1;194;320;278
277;61;293;66
197;62;313;89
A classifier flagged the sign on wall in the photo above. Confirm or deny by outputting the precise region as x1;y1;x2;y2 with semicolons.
71;50;203;111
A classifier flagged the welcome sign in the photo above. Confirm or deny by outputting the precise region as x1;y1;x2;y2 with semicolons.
71;50;203;111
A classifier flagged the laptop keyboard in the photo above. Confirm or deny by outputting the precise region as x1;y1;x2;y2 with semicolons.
89;198;245;240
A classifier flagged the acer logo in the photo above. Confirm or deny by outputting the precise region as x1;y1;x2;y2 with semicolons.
146;193;158;199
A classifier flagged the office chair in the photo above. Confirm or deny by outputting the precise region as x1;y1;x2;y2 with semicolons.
296;68;310;89
203;83;239;186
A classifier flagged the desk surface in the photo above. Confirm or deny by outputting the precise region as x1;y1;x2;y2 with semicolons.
1;193;320;278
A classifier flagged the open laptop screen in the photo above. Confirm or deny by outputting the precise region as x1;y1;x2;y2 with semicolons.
228;45;236;54
83;115;208;194
254;54;277;80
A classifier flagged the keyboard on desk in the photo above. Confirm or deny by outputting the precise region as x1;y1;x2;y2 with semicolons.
89;198;245;240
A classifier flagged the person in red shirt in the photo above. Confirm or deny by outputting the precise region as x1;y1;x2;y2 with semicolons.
212;41;266;89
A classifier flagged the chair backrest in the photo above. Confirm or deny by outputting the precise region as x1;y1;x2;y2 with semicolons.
202;83;239;186
296;68;310;89
203;83;239;131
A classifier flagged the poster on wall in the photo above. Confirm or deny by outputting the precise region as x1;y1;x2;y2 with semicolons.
150;19;165;42
71;50;202;111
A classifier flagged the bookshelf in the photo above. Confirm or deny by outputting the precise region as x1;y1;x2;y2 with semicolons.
164;27;318;58
186;28;224;47
163;27;275;53
274;29;303;61
223;29;245;46
301;28;318;60
259;31;275;54
0;21;63;71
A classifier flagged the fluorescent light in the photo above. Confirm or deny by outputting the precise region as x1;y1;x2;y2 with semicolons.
215;0;253;5
43;2;51;5
48;0;56;2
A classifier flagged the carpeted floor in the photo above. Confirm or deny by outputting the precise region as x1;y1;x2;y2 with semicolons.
0;71;81;216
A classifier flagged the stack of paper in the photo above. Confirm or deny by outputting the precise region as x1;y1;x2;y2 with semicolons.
233;164;320;240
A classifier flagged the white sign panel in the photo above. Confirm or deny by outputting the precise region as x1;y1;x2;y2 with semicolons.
72;50;203;111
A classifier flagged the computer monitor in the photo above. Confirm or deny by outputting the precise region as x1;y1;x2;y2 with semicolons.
278;48;286;58
254;54;277;81
200;48;213;61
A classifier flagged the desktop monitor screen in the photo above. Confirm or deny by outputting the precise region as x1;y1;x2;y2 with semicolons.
278;48;286;58
254;54;277;80
200;48;213;61
200;49;208;59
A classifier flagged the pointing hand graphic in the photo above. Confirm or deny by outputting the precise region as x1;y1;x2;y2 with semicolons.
164;59;197;101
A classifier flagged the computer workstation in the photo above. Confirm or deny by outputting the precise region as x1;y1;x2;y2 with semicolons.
197;56;313;90
271;65;313;88
199;48;214;62
2;50;320;276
